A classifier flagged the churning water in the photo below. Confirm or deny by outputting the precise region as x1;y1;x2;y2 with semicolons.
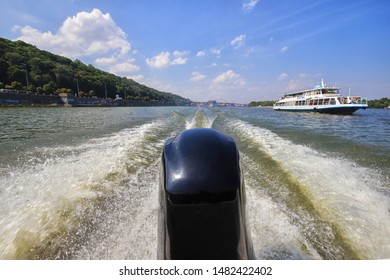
0;107;389;259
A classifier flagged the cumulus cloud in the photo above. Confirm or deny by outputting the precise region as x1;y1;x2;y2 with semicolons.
94;56;118;66
109;62;140;74
16;8;131;59
146;51;189;68
231;34;246;49
146;52;171;68
212;70;245;89
281;46;289;53
172;56;188;65
243;0;260;11
127;74;144;83
173;50;190;57
210;47;223;57
190;72;206;82
196;50;206;57
15;8;142;77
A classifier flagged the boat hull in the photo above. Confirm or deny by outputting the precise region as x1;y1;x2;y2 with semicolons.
273;105;367;115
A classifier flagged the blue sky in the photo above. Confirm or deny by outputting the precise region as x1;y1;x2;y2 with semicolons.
1;0;389;102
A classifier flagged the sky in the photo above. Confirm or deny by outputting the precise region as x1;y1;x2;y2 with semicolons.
1;0;389;103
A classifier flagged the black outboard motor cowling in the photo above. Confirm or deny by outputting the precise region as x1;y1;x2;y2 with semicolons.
158;128;253;260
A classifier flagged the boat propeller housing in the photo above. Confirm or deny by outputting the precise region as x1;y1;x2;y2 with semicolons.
157;128;253;260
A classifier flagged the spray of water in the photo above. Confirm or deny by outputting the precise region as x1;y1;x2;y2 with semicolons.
227;118;390;259
1;108;388;260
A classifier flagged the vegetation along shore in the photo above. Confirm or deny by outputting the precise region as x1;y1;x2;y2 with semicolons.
0;37;189;106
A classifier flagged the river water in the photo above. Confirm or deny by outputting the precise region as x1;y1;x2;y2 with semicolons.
0;107;389;260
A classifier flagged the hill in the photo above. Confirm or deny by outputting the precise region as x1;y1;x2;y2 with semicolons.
0;37;188;105
248;100;275;107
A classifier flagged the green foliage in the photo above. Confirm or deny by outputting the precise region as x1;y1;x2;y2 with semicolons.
6;81;24;90
368;97;390;109
248;100;275;107
0;37;186;104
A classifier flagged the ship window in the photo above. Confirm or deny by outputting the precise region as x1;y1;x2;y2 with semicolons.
330;98;336;105
318;99;323;105
324;99;329;105
313;100;318;105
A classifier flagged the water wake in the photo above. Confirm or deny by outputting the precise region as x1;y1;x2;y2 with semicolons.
185;108;218;129
0;118;172;259
1;107;388;260
227;118;390;259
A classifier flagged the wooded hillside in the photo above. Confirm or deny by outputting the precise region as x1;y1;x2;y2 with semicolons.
0;37;188;104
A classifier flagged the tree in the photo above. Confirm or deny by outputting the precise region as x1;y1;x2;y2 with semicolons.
0;37;187;104
7;81;23;90
43;81;56;94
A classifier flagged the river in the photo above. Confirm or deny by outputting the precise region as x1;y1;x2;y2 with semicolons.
0;106;389;259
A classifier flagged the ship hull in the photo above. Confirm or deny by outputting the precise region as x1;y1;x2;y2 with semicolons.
273;105;367;115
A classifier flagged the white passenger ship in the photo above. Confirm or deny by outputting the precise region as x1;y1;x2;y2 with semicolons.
273;80;368;114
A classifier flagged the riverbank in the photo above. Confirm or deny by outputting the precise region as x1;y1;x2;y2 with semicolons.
0;91;179;107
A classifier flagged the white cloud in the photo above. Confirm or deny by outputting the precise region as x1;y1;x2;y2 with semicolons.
95;56;118;66
16;9;131;59
210;47;223;57
243;0;260;11
212;70;246;88
146;51;189;68
127;74;144;83
172;56;188;65
278;73;289;80
173;50;190;57
190;72;206;82
281;46;289;52
196;50;206;57
146;52;171;68
16;9;142;77
109;62;140;74
231;34;246;49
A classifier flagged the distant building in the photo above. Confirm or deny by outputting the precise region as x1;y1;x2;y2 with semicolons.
207;100;217;107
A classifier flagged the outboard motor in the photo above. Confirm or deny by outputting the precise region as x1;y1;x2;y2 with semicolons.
158;128;253;260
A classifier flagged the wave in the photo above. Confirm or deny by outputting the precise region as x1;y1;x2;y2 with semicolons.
185;108;219;129
1;107;388;260
226;118;390;259
0;117;174;259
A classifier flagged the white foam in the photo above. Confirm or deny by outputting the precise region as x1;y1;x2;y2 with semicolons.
0;118;169;259
230;119;390;259
185;108;218;129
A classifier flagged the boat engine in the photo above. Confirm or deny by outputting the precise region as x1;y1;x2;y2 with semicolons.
157;128;253;260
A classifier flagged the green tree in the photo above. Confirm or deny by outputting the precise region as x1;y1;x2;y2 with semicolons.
0;37;187;104
8;81;23;90
43;81;56;94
